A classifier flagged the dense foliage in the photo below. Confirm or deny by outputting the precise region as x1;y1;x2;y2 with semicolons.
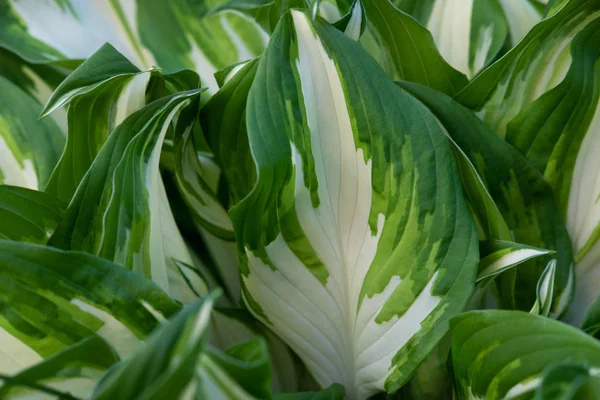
1;0;600;399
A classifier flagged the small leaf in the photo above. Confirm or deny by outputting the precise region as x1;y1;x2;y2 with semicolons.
478;240;554;283
530;259;557;317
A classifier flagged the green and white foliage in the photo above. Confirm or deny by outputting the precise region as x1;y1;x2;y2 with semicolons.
2;0;600;398
90;294;216;400
394;0;543;78
530;259;557;316
231;10;478;399
457;0;600;323
450;310;600;399
48;89;207;304
0;336;118;399
477;240;554;283
399;81;573;315
0;48;69;130
0;75;64;190
355;0;469;96
0;241;180;376
138;0;269;94
0;0;267;95
89;292;282;400
43;43;152;202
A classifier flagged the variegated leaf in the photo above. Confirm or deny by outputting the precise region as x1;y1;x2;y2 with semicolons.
0;185;65;244
138;0;269;94
0;48;69;130
90;292;277;400
48;91;207;304
0;241;180;376
357;0;469;95
231;11;478;399
0;336;118;400
400;81;573;315
451;310;600;400
530;259;557;316
0;76;64;190
0;0;152;67
43;43;151;202
91;294;217;400
396;0;543;78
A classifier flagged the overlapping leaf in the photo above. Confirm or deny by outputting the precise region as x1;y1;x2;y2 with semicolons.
395;0;542;78
48;90;207;304
456;0;600;323
354;0;468;96
400;81;573;315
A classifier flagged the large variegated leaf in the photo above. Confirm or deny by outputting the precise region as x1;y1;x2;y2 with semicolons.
356;0;469;95
456;0;600;323
231;11;478;399
0;336;118;399
0;76;64;190
450;310;600;399
48;91;207;304
400;81;573;315
0;241;180;376
0;185;65;243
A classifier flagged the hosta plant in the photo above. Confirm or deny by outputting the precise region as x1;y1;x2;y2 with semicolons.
1;0;600;399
